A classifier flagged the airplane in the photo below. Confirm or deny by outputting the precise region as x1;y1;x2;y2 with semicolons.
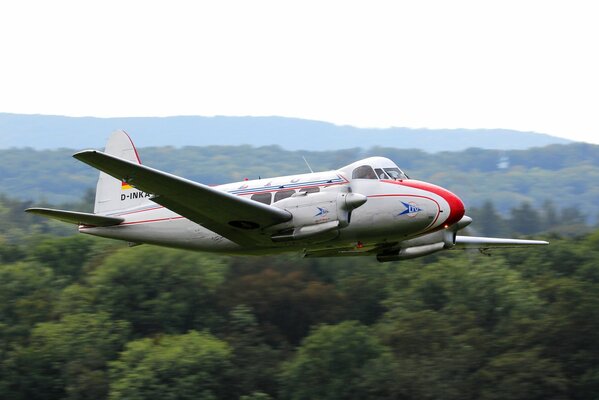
26;130;548;262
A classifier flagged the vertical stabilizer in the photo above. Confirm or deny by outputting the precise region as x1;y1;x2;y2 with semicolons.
94;130;151;214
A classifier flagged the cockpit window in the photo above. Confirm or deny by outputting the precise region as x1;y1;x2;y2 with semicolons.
374;168;390;180
352;165;377;179
384;168;408;180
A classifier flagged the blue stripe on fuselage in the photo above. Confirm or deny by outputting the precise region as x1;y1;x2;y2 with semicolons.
228;177;345;195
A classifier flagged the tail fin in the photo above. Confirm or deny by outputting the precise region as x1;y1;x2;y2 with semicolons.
94;130;151;214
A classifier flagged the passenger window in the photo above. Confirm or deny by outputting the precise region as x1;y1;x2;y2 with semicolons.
274;190;295;202
352;165;377;179
375;168;389;179
299;187;320;194
251;193;272;205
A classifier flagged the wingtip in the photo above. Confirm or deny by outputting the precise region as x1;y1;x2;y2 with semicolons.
24;207;50;214
72;149;100;160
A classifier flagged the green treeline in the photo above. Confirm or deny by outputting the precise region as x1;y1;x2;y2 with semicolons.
1;196;599;399
2;142;599;223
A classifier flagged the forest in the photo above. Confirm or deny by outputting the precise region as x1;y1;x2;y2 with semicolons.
1;191;599;399
1;140;599;399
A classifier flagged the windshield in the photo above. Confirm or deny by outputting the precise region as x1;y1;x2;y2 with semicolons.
374;168;389;179
383;168;408;180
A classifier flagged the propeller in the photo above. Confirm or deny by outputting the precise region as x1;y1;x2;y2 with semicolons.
337;192;368;226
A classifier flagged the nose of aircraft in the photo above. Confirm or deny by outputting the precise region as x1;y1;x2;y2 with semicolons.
440;187;465;227
397;180;465;227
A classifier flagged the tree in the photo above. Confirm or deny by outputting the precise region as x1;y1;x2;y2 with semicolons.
88;247;228;336
470;200;507;237
30;235;98;282
7;312;130;400
374;256;548;399
279;321;395;400
223;305;280;398
0;262;57;339
509;202;542;235
541;199;559;231
534;277;599;398
220;267;346;345
108;331;232;400
476;349;567;400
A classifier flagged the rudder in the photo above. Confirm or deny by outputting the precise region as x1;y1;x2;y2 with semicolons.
94;130;152;214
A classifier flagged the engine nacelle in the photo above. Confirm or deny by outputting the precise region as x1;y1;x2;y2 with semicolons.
270;191;367;243
377;242;446;262
400;229;456;249
375;226;461;262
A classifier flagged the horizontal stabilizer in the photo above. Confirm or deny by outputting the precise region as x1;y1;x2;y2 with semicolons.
455;236;549;248
25;207;124;227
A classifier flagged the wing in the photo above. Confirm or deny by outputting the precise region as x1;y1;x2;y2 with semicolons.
304;236;549;259
73;150;292;245
25;208;124;227
454;236;549;251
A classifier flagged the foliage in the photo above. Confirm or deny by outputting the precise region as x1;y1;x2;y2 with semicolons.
1;191;599;398
219;265;346;345
0;262;57;340
279;321;395;400
7;312;130;400
108;331;232;400
87;246;228;336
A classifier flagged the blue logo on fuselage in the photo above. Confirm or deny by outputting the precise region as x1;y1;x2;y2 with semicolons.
398;201;422;216
315;207;329;217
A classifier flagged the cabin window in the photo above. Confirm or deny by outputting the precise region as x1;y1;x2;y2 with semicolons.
274;190;295;202
251;193;272;205
299;187;320;194
352;165;377;179
375;168;390;179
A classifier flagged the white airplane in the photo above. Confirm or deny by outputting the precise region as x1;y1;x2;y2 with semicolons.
26;131;548;262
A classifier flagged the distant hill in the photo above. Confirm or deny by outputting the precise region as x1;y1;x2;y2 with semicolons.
0;113;572;152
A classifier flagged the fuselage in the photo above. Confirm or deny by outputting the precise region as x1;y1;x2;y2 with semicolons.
80;157;465;255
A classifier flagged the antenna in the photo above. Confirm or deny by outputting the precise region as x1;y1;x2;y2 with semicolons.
302;156;314;173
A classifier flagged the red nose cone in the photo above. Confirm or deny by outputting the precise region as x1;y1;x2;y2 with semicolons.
395;180;465;227
442;189;465;226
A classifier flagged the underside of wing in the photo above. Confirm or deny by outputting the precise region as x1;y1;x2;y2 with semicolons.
73;150;292;244
25;208;124;227
304;235;549;260
304;247;373;258
454;236;549;250
304;242;396;258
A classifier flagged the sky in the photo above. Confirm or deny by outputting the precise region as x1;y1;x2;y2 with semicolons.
1;0;597;144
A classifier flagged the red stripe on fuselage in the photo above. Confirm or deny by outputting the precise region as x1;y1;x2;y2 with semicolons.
110;206;165;217
120;216;185;225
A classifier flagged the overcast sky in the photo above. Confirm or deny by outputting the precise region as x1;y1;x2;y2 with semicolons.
1;1;597;144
